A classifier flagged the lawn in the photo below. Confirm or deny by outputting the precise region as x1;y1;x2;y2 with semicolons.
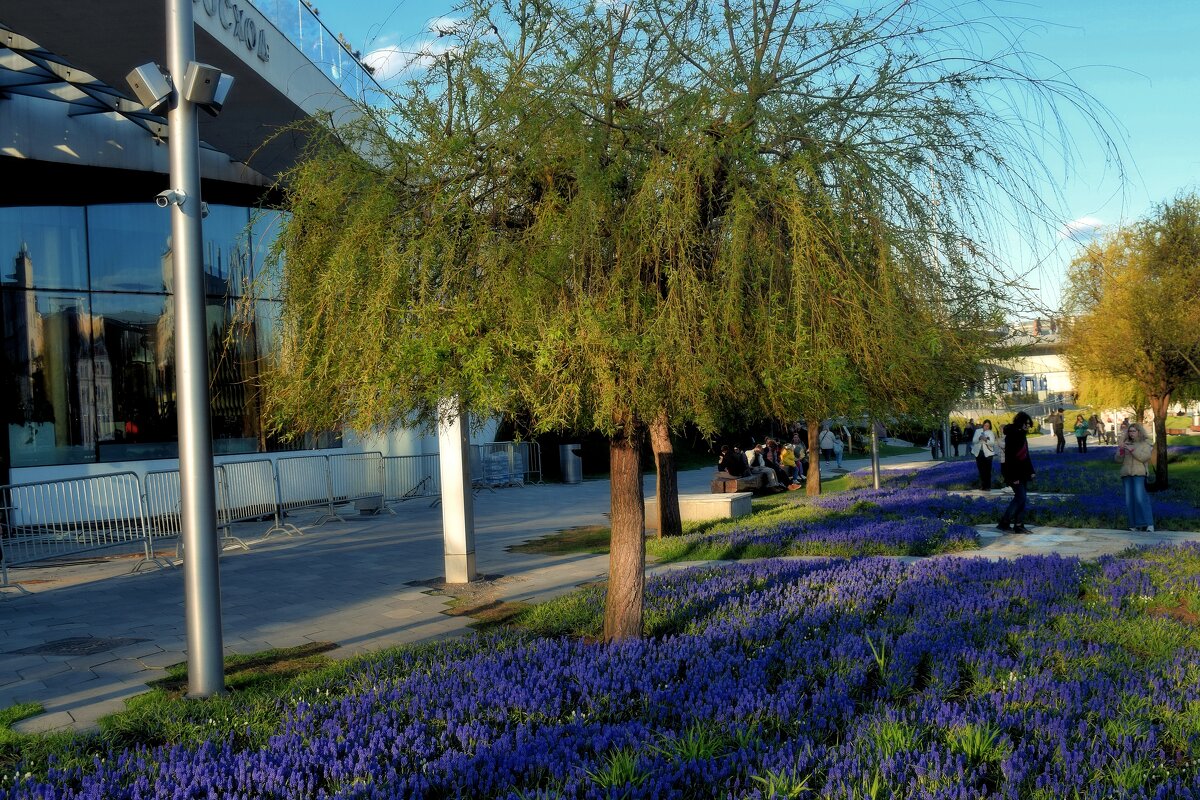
7;546;1200;797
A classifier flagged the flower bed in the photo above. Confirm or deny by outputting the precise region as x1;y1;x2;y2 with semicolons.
840;448;1200;530
647;502;981;562
9;548;1200;799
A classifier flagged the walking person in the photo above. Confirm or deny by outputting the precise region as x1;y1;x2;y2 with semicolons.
832;429;845;470
1073;414;1090;453
1116;422;1155;532
950;421;962;457
1049;408;1066;454
998;411;1036;533
971;419;997;491
818;424;836;463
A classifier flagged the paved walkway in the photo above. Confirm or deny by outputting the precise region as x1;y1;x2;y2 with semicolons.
1;443;1194;733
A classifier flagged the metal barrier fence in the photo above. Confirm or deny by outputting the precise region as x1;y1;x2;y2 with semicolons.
383;454;441;505
275;454;343;526
470;442;542;487
142;468;262;553
2;443;538;589
219;459;301;539
328;452;385;511
1;472;157;593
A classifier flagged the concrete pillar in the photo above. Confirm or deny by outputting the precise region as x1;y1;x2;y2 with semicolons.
437;399;476;583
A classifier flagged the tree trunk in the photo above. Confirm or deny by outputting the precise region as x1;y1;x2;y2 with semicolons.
604;424;646;641
649;414;682;539
805;417;822;496
1149;393;1171;491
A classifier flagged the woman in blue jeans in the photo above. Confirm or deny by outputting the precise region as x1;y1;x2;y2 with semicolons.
1116;422;1155;532
998;411;1035;533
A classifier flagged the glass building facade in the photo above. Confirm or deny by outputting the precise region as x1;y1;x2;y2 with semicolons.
0;204;326;471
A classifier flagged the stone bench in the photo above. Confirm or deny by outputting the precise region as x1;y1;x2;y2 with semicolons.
709;473;768;493
645;492;753;525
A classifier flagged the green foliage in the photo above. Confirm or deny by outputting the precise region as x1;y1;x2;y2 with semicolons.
750;765;813;798
651;721;730;762
944;721;1010;767
584;747;650;791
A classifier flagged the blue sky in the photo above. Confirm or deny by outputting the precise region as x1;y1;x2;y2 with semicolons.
321;0;1199;313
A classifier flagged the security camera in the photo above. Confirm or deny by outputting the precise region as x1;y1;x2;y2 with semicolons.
155;189;187;208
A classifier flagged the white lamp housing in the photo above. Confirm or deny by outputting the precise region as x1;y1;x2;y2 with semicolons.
125;62;173;114
182;61;223;105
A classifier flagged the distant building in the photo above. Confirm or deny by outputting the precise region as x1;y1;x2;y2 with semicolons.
962;318;1074;407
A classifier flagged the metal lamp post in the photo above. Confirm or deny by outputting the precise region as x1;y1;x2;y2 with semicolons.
127;0;234;697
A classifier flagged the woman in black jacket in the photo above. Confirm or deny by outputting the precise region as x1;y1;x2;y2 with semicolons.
998;411;1036;533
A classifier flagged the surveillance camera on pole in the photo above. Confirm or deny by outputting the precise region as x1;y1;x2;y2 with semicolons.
155;188;187;208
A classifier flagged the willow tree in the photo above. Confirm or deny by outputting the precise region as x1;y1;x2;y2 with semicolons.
644;0;1096;492
1064;194;1200;489
265;0;1117;639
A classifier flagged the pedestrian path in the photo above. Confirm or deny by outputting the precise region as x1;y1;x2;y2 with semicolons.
1;449;1194;735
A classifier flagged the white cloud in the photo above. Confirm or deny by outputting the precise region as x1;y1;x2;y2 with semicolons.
1057;215;1104;242
363;40;458;83
427;16;463;36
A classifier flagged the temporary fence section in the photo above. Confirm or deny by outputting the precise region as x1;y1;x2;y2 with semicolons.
218;459;301;539
1;472;158;593
1;444;541;590
275;454;343;526
471;442;543;488
383;454;441;506
142;468;250;553
328;452;386;514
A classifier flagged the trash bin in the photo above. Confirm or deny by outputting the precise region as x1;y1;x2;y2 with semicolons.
559;443;582;484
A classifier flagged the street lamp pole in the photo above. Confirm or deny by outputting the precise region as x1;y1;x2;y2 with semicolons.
166;0;225;697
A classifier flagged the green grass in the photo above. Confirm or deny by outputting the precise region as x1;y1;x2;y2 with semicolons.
509;526;613;555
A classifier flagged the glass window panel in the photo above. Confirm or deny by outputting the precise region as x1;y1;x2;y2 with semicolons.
249;209;287;300
202;205;252;298
2;290;98;467
91;293;179;460
88;204;172;293
0;207;88;290
207;294;260;455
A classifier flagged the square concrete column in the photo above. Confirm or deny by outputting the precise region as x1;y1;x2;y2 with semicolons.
437;399;476;583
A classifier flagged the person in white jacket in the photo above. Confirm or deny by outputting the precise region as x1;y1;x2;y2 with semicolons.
971;419;997;491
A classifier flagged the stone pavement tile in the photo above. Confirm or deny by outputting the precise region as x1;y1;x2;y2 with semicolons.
109;641;165;659
17;661;71;682
382;607;423;621
1;655;51;673
13;710;75;734
2;682;49;706
90;659;153;678
137;650;187;669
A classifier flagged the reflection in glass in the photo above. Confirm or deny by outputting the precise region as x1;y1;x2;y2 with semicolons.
88;205;173;293
202;205;251;298
208;295;260;455
250;209;287;300
2;290;97;467
0;207;88;290
91;293;178;460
